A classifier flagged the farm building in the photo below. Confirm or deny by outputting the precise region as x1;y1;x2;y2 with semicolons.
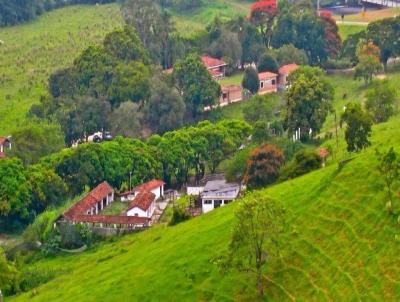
278;63;299;90
201;55;228;80
258;71;278;94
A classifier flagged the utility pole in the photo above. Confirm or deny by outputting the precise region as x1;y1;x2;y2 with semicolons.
129;171;132;192
335;111;339;149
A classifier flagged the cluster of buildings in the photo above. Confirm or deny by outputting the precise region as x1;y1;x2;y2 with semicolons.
165;54;299;110
56;179;166;233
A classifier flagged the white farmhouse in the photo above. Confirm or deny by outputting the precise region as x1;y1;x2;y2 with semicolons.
201;180;240;213
126;191;157;219
120;179;165;202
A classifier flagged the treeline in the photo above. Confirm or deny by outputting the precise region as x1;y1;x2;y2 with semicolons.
0;0;115;26
0;119;251;231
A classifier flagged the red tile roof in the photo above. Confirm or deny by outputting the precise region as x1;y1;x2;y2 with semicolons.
201;56;227;69
64;181;114;219
126;191;156;212
279;63;299;75
133;179;165;193
69;214;149;225
258;71;278;80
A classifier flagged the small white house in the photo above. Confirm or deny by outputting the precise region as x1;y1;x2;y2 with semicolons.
201;180;240;213
120;179;164;202
126;191;157;219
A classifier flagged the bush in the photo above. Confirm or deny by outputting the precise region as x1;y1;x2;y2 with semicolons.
324;58;353;69
169;206;190;226
280;149;322;181
225;147;253;182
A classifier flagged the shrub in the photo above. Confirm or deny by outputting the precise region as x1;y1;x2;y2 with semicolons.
245;144;285;189
324;58;353;69
169;206;190;226
280;149;322;181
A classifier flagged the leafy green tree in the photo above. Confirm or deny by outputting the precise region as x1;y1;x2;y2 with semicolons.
0;248;20;295
284;66;334;139
376;147;400;213
0;158;31;222
245;144;284;189
367;17;400;70
110;102;143;138
243;95;274;125
365;80;397;123
208;29;242;69
107;61;150;107
341;30;367;65
252;121;271;143
274;43;308;66
354;40;382;84
173;53;221;118
10;123;65;165
242;66;259;94
226;194;284;298
279;149;322;181
145;80;186;133
257;52;279;73
341;103;372;152
225;147;252;182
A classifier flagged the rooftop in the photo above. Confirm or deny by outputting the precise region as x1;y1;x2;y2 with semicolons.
279;63;299;75
64;181;114;219
201;56;227;69
126;191;156;212
202;179;240;198
258;71;278;80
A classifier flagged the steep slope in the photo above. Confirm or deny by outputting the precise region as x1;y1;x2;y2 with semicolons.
10;116;400;301
0;4;122;135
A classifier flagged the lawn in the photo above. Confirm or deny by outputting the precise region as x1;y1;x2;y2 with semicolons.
171;0;251;36
0;4;122;136
219;72;243;86
334;7;400;23
9;111;400;301
101;201;129;216
338;23;366;39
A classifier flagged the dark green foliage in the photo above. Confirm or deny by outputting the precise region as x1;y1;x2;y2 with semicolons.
284;66;334;139
280;149;322;181
225;147;253;182
376;147;400;213
257;52;279;73
169;206;190;226
173;53;221;118
243;95;274;125
0;248;20;295
245;144;285;189
145;80;186;133
341;103;372;152
274;44;308;66
242;67;259;94
10;123;65;165
365;80;398;124
341;31;366;64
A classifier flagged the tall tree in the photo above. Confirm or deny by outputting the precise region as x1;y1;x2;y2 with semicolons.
173;53;221;118
110;102;143;138
341;103;372;152
284;66;334;139
365;80;397;123
226;194;285;298
242;66;260;94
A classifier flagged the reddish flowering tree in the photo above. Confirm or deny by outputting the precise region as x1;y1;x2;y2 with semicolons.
245;144;284;189
250;0;278;47
320;13;342;59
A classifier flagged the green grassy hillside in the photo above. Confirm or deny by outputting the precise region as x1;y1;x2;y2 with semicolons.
10;112;400;301
0;4;122;136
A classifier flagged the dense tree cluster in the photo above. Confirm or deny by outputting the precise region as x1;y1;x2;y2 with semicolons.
0;0;115;26
0;119;251;231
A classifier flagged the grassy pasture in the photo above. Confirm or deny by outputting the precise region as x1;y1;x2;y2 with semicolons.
0;4;122;136
9;110;400;301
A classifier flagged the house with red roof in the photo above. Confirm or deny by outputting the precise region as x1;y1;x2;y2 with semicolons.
220;85;243;105
278;63;299;90
0;136;11;158
201;55;228;80
258;71;278;94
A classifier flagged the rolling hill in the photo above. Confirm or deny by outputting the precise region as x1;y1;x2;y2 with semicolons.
10;112;400;301
0;4;122;136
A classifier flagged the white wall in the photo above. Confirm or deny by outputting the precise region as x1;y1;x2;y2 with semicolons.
202;198;235;213
126;200;156;218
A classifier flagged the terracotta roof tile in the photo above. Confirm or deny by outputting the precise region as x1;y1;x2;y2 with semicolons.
279;63;299;75
258;71;278;80
126;191;156;212
132;179;165;193
201;56;227;69
222;85;242;92
64;181;113;218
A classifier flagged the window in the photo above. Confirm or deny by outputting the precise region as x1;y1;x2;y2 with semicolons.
260;81;264;88
135;214;138;217
214;200;222;208
272;79;276;85
224;200;232;205
204;200;212;205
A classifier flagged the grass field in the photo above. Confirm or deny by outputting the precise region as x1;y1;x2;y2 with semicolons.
337;23;366;39
9;110;400;301
334;7;400;23
0;4;122;136
172;0;251;36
